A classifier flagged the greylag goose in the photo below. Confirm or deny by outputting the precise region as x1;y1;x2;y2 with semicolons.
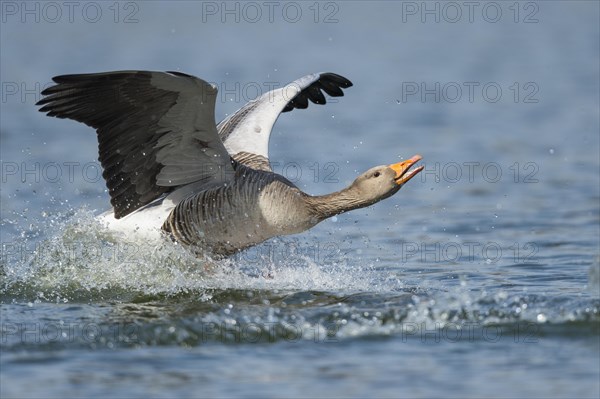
37;71;423;257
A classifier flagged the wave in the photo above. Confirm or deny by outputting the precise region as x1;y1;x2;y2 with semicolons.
2;209;598;350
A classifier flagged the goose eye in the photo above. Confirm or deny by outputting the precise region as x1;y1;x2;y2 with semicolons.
374;172;381;178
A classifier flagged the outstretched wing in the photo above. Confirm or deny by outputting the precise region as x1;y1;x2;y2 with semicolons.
217;72;352;170
37;70;234;218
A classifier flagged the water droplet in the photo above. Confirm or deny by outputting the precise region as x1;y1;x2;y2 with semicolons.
536;313;547;323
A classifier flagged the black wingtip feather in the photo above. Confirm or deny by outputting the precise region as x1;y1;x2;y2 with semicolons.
321;72;353;88
281;72;352;113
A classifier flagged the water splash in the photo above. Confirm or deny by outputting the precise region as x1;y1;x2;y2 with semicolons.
2;208;598;348
1;209;397;302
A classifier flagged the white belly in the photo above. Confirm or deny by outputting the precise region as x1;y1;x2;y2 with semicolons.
97;196;177;242
97;183;209;241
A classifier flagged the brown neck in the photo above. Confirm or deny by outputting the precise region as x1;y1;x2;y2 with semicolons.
304;186;377;221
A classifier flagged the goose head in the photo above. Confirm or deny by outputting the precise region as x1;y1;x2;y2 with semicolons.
347;154;424;205
306;155;423;220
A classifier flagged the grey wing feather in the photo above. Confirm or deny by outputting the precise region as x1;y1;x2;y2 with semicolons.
37;70;234;218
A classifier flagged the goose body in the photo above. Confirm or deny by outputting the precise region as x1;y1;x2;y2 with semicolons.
38;71;423;257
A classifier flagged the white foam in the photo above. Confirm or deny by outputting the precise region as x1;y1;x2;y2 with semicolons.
2;209;394;300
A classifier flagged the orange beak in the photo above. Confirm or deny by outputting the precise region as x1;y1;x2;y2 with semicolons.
389;155;424;185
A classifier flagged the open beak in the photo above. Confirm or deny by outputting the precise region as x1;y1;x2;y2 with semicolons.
389;155;424;185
